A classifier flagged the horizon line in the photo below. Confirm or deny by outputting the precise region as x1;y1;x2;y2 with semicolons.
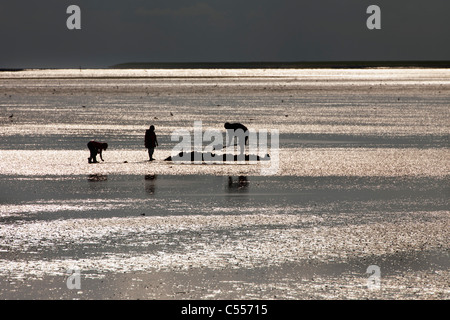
2;60;450;71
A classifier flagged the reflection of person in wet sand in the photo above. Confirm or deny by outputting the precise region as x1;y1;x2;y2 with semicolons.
227;176;249;190
144;174;157;195
224;122;249;155
145;125;158;161
87;141;108;163
87;174;107;182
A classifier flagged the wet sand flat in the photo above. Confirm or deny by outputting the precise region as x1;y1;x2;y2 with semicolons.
0;208;448;299
0;68;449;299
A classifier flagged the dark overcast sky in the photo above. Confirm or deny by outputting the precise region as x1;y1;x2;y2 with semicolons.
1;0;449;68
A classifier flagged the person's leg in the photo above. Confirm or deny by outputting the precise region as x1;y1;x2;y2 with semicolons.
88;148;94;163
237;138;245;156
235;129;247;156
226;129;234;147
148;148;154;160
90;149;98;163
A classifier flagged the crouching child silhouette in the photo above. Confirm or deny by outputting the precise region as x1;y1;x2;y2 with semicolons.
87;141;108;163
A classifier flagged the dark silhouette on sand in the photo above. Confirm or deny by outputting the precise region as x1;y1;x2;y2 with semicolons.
87;141;108;163
145;125;158;161
164;151;269;162
224;122;249;149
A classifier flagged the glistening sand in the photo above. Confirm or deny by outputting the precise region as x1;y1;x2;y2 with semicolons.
0;68;448;299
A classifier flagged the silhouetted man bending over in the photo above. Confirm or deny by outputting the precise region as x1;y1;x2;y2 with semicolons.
224;122;249;155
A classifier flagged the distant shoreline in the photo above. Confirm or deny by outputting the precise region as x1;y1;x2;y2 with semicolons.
110;61;450;69
2;61;450;71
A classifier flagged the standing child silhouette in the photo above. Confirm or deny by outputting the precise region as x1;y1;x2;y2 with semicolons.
145;125;158;161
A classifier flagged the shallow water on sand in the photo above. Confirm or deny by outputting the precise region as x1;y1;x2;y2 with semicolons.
0;69;449;299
